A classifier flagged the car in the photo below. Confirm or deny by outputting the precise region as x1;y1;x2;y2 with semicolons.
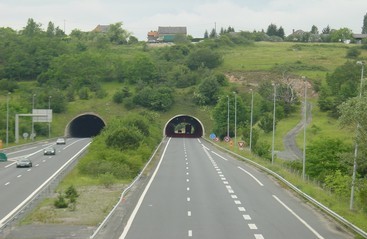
16;158;32;168
56;137;66;145
44;146;56;155
0;152;7;162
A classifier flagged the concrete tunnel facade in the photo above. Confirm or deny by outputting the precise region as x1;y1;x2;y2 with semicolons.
64;113;204;139
65;113;106;138
164;115;205;138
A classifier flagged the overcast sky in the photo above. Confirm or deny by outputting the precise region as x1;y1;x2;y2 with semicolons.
1;0;366;40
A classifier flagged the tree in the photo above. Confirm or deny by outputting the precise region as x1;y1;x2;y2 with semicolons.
310;25;319;34
329;28;353;42
306;138;350;182
46;21;55;37
21;18;42;36
362;12;367;34
318;61;362;116
127;54;158;84
339;97;367;165
322;25;331;34
204;30;209;39
277;26;285;39
209;28;217;38
187;48;223;70
212;94;248;138
107;22;130;44
194;76;221;105
266;24;278;36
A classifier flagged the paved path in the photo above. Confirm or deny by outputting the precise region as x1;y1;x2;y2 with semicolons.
277;102;312;161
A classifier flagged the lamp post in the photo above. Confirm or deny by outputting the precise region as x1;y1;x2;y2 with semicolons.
6;92;10;146
48;96;52;138
250;89;254;152
233;92;237;148
350;61;364;210
31;94;36;139
271;83;276;164
302;77;307;181
227;95;230;138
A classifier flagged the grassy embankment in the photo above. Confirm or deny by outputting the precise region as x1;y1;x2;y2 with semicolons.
21;42;367;233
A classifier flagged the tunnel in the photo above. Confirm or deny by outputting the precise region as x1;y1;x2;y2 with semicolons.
164;115;204;138
65;113;106;137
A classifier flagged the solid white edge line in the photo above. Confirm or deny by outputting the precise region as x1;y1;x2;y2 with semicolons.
273;195;325;239
238;166;264;186
0;141;91;228
211;151;228;161
119;137;172;239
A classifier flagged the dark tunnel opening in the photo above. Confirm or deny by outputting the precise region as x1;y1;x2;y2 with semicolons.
67;114;106;138
165;115;204;138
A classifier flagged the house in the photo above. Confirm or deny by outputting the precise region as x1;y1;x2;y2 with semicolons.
352;34;367;44
147;26;187;42
92;25;110;33
147;31;159;42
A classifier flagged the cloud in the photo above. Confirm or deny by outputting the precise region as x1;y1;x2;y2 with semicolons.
0;0;365;40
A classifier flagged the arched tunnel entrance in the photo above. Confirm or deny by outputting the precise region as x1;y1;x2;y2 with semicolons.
66;113;106;137
164;115;204;138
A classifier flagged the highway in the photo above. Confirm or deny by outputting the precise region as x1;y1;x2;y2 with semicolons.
119;137;352;239
0;138;91;227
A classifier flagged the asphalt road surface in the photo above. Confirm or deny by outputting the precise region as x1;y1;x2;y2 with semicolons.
119;137;352;239
0;138;91;228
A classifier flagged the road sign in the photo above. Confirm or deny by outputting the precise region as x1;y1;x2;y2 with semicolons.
238;141;246;150
224;136;231;142
210;133;216;140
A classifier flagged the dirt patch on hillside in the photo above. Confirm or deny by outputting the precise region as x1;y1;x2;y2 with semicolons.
225;71;317;98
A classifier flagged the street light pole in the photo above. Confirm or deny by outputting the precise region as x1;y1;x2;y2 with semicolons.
6;92;10;146
302;77;307;181
250;89;254;152
227;95;229;138
233;92;237;148
350;61;364;210
31;94;36;139
272;83;276;164
48;96;52;138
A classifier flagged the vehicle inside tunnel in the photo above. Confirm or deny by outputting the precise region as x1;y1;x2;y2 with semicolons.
165;115;204;138
67;114;106;137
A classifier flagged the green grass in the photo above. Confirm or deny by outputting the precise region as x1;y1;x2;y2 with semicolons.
219;42;367;79
13;41;367;232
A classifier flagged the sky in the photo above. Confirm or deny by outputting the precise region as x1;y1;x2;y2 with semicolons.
1;0;366;40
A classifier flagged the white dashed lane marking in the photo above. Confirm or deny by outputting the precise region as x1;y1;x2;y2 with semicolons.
202;143;265;239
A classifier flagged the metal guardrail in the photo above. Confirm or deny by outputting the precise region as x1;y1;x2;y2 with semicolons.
89;139;164;239
0;142;91;237
205;138;367;238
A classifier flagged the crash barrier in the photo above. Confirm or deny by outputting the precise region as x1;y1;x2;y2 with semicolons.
205;138;367;238
0;142;91;237
89;138;164;239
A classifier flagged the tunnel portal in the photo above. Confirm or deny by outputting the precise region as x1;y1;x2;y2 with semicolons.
164;115;204;138
66;113;106;138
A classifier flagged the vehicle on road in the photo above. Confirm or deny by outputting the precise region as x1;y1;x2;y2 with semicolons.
44;146;56;155
56;138;66;145
0;152;7;162
16;158;32;168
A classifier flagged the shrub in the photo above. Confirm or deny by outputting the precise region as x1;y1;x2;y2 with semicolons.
99;172;115;188
54;193;68;208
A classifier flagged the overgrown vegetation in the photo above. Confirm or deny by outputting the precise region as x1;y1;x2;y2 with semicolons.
1;18;367;230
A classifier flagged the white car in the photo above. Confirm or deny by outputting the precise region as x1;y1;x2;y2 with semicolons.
16;158;32;168
56;138;66;145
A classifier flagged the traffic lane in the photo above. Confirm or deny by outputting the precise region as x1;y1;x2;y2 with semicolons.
0;138;91;222
186;139;256;238
203;140;353;239
123;138;259;239
0;138;89;185
122;138;189;238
